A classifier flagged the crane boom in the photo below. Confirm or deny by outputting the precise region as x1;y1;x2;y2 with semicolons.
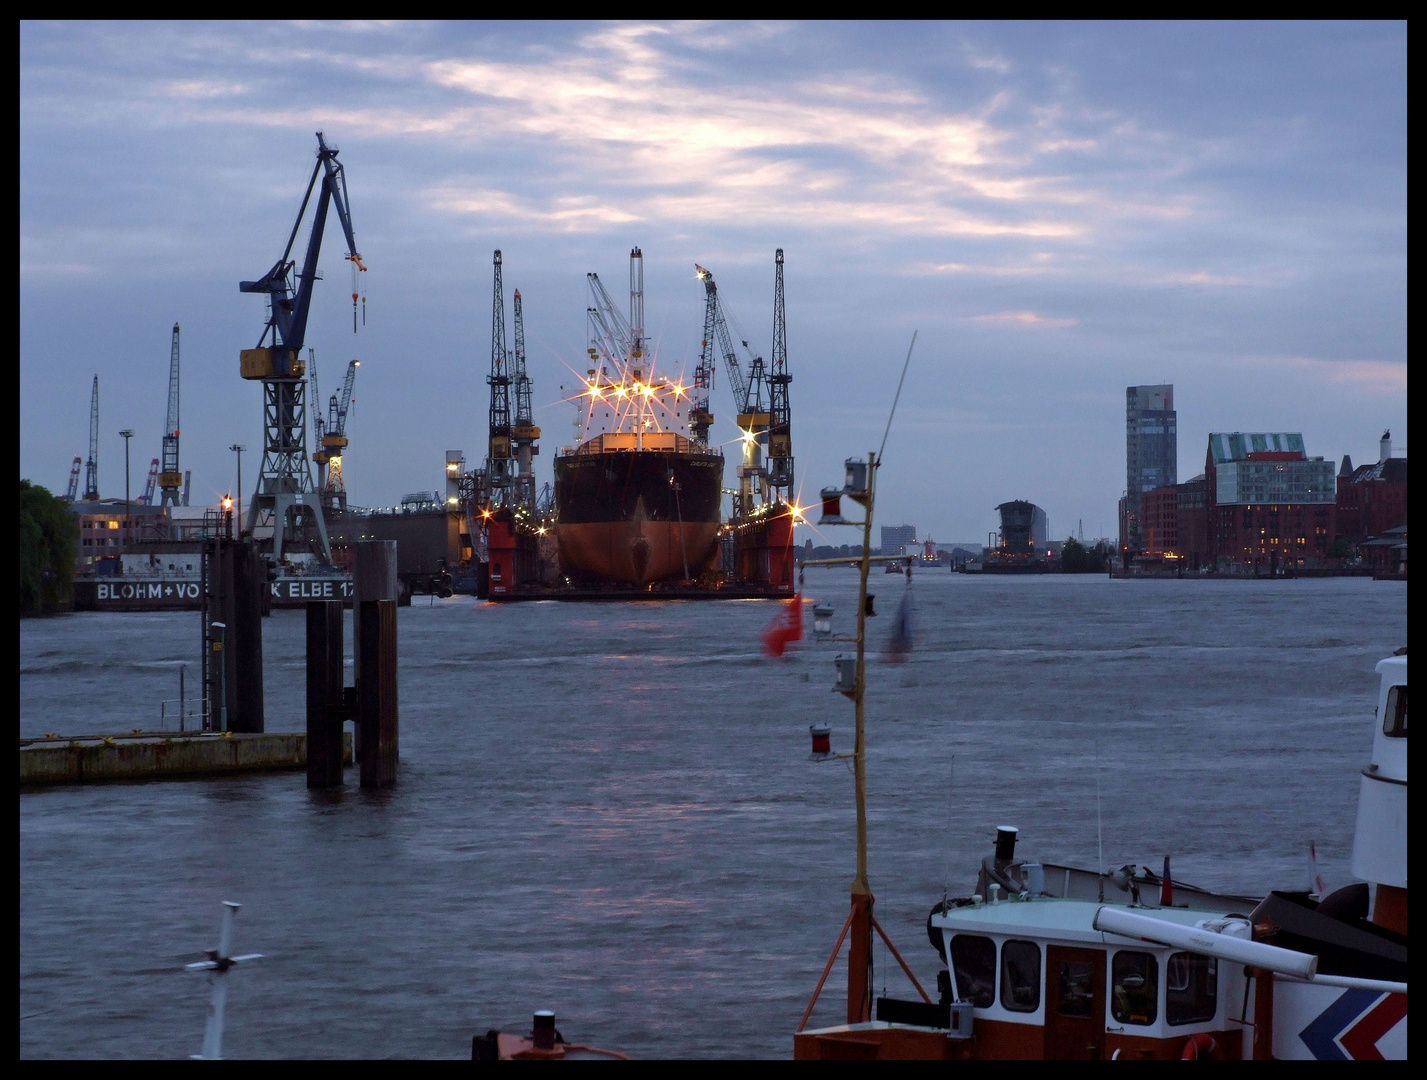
141;458;160;504
83;375;99;500
486;250;513;500
695;265;747;411
239;132;364;366
310;351;323;442
159;323;183;506
333;360;358;436
510;287;539;512
587;273;633;365
513;290;532;428
766;249;794;494
64;456;81;501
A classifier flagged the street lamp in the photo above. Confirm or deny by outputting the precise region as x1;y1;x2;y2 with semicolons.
230;444;246;537
119;429;134;548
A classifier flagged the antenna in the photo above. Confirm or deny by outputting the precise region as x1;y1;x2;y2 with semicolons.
185;901;263;1060
1094;738;1105;902
878;332;918;464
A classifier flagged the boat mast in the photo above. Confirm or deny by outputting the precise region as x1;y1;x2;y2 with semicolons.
847;450;876;1023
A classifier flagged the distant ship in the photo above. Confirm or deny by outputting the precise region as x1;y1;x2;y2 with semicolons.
554;249;724;586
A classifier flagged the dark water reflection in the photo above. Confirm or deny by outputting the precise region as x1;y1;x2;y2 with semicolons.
20;575;1405;1057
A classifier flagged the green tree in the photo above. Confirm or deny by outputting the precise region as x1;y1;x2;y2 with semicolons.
1060;536;1111;573
20;480;79;616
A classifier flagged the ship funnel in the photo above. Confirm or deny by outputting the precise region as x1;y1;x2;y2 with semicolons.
533;1010;556;1051
995;826;1019;863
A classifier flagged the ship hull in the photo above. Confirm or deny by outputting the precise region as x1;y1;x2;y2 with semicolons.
555;447;723;586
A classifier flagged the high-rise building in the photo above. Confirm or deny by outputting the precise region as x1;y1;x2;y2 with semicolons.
1125;384;1177;553
880;524;916;555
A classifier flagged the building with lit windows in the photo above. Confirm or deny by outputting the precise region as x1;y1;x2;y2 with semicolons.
1204;433;1336;571
880;524;916;556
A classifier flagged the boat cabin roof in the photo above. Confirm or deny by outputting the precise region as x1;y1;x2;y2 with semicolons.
930;896;1248;945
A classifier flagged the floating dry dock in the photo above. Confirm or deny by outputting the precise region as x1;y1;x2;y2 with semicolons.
19;731;352;786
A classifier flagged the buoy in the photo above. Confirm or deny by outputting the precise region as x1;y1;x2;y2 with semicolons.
810;723;832;756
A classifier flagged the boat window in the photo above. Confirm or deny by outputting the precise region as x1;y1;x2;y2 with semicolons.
1055;958;1097;1019
1111;951;1159;1025
949;934;996;1008
1383;686;1407;738
1166;953;1217;1025
1000;940;1040;1012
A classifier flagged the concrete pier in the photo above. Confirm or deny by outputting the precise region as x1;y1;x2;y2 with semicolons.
19;731;352;787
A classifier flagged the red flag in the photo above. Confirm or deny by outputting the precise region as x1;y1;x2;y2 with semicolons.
761;592;803;657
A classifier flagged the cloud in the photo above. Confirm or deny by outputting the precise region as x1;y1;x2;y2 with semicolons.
969;310;1078;328
1259;355;1405;392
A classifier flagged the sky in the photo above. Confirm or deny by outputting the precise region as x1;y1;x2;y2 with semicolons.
20;21;1406;546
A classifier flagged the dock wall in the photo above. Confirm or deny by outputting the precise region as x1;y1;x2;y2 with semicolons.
19;731;352;787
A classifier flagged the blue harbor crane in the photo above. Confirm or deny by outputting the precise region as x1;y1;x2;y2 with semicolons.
238;131;365;563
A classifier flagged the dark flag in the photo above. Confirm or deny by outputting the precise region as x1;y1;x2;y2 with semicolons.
885;587;914;662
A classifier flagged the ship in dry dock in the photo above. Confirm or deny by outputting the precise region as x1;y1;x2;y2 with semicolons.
555;248;724;586
464;245;799;599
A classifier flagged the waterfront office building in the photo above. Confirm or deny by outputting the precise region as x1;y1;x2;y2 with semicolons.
1125;384;1177;553
880;524;916;556
1205;432;1336;570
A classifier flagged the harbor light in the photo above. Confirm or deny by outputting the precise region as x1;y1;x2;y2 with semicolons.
843;458;868;494
810;723;832;757
818;487;846;525
813;604;834;637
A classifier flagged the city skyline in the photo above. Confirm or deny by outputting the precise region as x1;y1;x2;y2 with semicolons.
20;22;1406;543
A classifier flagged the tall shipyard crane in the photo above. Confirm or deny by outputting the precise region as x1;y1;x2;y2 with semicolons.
694;262;780;518
510;288;540;512
238;131;365;563
158;323;183;507
63;457;82;502
83;375;100;500
766;249;794;495
314;359;359;512
485;250;514;508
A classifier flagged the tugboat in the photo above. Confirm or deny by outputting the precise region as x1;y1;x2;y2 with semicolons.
793;431;1406;1059
796;647;1407;1059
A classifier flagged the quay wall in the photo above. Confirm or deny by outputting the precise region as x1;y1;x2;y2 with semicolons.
19;731;352;787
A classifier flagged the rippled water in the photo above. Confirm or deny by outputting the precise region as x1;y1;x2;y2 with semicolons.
19;574;1406;1058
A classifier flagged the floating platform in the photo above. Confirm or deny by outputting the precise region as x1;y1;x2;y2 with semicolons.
485;582;795;603
19;731;352;786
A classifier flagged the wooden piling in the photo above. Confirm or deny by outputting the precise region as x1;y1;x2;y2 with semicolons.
305;600;345;788
354;541;398;788
204;537;265;733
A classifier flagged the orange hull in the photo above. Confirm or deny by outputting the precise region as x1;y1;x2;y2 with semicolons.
557;519;720;585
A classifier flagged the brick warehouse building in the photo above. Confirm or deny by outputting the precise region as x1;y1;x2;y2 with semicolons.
1205;433;1336;572
1336;430;1408;543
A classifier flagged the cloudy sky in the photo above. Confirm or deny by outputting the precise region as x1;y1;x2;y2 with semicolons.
20;21;1405;544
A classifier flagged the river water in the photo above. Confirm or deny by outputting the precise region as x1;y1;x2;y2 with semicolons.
19;574;1406;1058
